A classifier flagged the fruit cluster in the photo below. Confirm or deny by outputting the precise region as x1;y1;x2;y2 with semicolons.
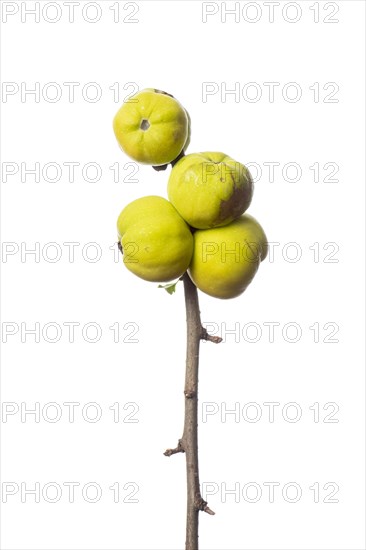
113;88;267;299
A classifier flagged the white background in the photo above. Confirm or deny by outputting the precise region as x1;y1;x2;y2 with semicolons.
0;1;365;549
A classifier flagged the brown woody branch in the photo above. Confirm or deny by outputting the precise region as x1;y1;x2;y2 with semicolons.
164;272;221;549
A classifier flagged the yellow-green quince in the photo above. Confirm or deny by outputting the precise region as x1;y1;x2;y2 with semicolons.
167;152;253;229
117;196;193;282
113;88;189;166
188;213;267;299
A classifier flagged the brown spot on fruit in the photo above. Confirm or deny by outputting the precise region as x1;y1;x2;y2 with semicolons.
217;172;253;223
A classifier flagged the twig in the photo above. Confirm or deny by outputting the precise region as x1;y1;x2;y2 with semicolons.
201;327;223;344
164;272;221;549
163;440;184;457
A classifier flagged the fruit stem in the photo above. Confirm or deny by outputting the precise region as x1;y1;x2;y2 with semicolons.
164;273;220;549
170;148;185;167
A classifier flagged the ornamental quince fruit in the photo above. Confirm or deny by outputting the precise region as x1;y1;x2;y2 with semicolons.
117;196;193;282
188;213;267;299
167;152;253;229
113;88;189;166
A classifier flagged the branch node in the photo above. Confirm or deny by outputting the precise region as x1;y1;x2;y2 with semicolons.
201;327;223;344
195;497;216;516
184;390;196;399
163;439;185;457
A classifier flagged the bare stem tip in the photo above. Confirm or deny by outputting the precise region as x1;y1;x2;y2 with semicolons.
164;440;185;457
